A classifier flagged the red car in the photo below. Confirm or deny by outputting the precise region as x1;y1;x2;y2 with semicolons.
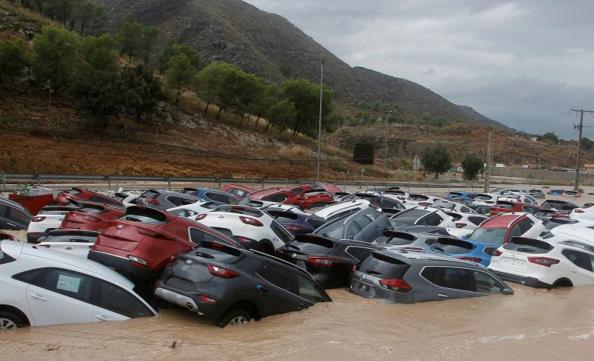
54;188;122;207
88;206;239;283
60;203;125;232
220;183;255;200
248;185;334;209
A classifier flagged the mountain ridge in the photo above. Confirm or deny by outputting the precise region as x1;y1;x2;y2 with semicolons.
94;0;508;129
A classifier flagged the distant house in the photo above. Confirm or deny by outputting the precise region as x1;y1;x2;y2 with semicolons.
495;163;506;168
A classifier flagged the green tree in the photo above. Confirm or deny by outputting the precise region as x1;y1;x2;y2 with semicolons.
249;84;280;126
140;25;159;67
117;17;144;62
266;99;296;132
539;132;559;143
116;65;164;120
195;61;241;118
32;26;81;98
282;79;332;136
72;34;120;119
0;39;31;89
421;144;452;179
230;70;265;122
43;0;75;27
158;42;201;74
462;153;484;181
165;53;196;105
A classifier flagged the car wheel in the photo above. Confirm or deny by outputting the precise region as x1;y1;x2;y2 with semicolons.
217;308;254;327
0;311;26;330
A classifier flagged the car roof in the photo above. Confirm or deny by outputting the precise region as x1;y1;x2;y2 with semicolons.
248;187;287;197
314;199;371;218
374;249;485;268
481;213;525;228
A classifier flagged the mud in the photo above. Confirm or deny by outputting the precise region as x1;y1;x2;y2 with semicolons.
2;286;594;360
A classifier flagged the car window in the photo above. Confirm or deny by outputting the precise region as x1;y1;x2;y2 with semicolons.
418;213;442;227
562;250;594;272
345;213;375;239
510;224;522;238
469;228;507;244
296;274;326;303
6;207;30;224
468;216;486;226
270;221;293;244
167;196;194;206
206;192;233;204
263;193;288;203
380;198;401;209
291;187;305;196
358;253;410;278
460;206;471;213
316;218;347;239
518;219;534;234
189;228;229;245
16;268;94;303
168;209;197;218
391;209;430;227
258;262;298;294
94;280;153;317
472;271;505;294
421;267;475;292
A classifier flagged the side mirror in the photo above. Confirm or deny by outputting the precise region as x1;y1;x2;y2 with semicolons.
502;287;514;295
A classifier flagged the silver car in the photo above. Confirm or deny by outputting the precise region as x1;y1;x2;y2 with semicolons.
350;249;513;303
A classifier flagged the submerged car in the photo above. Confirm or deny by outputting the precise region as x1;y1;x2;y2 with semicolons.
36;229;98;258
313;207;391;242
135;190;200;210
489;236;594;289
89;206;238;284
60;203;125;232
350;249;513;303
181;188;240;204
278;234;383;288
54;188;122;208
27;204;82;243
0;240;156;329
390;207;455;229
154;240;331;327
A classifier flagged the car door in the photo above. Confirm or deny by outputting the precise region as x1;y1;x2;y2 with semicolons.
255;261;312;316
561;249;594;286
91;279;155;322
420;266;480;300
15;268;95;326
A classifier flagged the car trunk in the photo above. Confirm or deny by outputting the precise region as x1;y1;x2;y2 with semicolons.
495;238;554;272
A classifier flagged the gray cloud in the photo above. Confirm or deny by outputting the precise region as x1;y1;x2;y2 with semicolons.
244;0;594;138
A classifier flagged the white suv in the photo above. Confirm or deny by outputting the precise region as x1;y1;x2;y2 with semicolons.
0;240;156;329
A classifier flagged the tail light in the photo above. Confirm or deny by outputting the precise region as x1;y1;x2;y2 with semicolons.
419;202;431;207
234;236;255;245
239;216;263;227
32;216;46;222
83;215;99;222
491;249;503;257
128;255;148;267
306;256;340;267
284;224;304;232
379;278;412;292
458;257;482;263
455;222;467;229
208;264;238;278
198;294;216;304
575;209;585;213
195;214;207;221
528;257;560;267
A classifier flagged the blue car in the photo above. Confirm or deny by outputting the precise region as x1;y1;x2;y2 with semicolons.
430;234;502;266
180;188;239;204
446;191;478;205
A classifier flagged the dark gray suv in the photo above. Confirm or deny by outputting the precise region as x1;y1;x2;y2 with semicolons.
0;197;31;230
350;250;513;303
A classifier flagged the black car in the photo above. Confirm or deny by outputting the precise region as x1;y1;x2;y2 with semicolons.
278;234;383;288
154;240;331;327
0;197;31;230
313;207;391;242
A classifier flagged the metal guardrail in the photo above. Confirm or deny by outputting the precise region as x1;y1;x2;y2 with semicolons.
1;173;477;191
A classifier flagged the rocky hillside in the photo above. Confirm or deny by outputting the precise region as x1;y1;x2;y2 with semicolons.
94;0;505;127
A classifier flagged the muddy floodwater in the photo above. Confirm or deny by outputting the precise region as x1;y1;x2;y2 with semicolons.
1;286;594;360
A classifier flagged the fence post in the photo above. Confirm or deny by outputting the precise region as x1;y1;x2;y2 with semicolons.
167;177;171;190
106;176;111;191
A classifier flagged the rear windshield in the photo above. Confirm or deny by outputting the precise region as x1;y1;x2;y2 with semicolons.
119;208;166;224
432;238;475;254
408;194;429;201
289;237;334;254
469;227;507;244
391;209;430;227
215;206;263;218
495;202;514;209
270;221;294;244
503;238;552;254
79;206;106;214
314;218;345;239
376;232;416;246
140;190;160;199
358;253;410;278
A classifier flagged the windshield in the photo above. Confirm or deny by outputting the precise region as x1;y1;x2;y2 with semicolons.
468;227;507;244
390;209;430;227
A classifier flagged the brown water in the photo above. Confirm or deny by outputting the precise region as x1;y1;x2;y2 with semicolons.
2;286;594;360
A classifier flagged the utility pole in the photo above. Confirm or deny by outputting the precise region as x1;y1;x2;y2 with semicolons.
484;131;493;193
570;108;594;191
315;59;325;182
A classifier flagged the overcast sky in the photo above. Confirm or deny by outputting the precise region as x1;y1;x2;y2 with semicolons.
244;0;594;139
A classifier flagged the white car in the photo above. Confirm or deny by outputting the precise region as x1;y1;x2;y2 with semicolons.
433;199;476;214
489;236;594;288
444;212;488;238
167;201;221;218
0;240;156;329
545;224;594;246
402;194;443;208
27;206;77;242
195;205;294;253
569;206;594;222
35;230;97;258
311;199;372;227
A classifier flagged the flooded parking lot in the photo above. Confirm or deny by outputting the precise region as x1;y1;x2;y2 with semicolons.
2;285;594;361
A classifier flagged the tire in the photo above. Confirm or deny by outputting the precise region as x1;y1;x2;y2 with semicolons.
217;308;254;328
0;311;27;330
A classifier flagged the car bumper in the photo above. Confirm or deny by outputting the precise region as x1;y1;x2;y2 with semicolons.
491;270;551;289
154;283;221;322
88;250;160;283
349;279;416;303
